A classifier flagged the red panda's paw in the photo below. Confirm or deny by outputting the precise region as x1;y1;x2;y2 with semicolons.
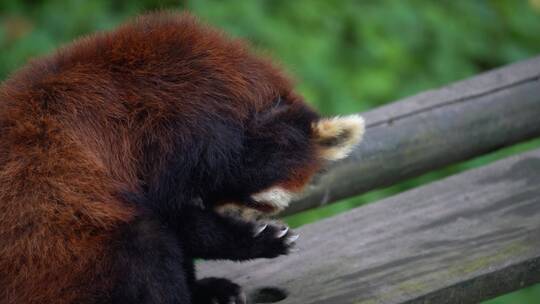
252;222;299;258
194;277;246;304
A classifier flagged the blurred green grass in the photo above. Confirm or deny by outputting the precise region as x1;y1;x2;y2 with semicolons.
1;1;539;302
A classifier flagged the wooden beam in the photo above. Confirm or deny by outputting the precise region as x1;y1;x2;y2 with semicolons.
199;148;540;304
285;56;540;215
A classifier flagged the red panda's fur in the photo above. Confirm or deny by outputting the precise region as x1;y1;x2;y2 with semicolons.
0;9;373;303
0;12;325;303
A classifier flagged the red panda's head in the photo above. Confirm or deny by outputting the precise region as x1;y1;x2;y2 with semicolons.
211;96;365;215
218;110;364;214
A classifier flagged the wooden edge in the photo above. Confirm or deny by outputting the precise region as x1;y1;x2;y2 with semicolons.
199;148;540;304
284;55;540;215
364;55;540;126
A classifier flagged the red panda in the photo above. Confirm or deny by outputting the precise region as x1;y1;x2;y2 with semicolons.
0;12;364;304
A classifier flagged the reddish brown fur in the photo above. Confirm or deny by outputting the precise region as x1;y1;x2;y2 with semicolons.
0;12;324;303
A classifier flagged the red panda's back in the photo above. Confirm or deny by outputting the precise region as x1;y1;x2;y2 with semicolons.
0;55;134;304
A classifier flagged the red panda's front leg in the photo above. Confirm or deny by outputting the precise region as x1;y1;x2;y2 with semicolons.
177;206;297;304
178;205;298;261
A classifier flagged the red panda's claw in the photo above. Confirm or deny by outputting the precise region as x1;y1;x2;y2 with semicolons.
276;226;289;238
253;224;268;237
285;233;299;245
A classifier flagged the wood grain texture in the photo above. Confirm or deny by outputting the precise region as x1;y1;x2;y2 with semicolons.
199;149;540;304
285;56;540;215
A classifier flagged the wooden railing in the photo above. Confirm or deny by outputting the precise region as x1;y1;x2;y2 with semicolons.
199;56;540;304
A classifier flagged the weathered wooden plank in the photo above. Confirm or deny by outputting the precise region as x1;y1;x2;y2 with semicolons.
285;56;540;215
199;148;540;304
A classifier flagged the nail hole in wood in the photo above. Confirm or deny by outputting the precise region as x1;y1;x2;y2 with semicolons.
250;287;287;303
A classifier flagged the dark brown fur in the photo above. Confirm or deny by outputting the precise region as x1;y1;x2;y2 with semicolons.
0;12;326;304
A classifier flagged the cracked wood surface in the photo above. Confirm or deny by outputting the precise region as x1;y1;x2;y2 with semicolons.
199;148;540;303
285;56;540;216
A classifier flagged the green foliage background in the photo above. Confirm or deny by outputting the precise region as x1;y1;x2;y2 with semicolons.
1;0;539;302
